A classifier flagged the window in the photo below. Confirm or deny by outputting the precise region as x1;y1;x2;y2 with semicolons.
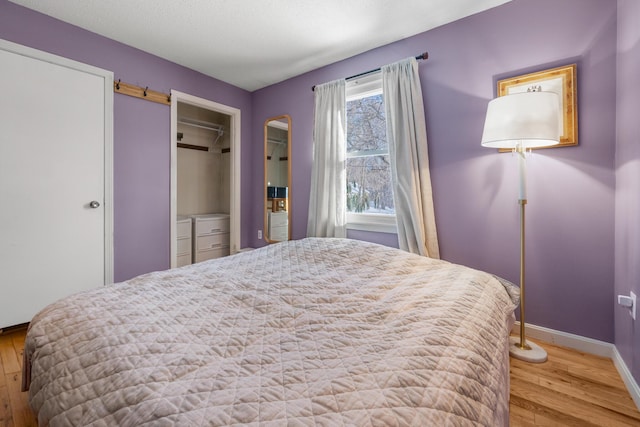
345;73;396;233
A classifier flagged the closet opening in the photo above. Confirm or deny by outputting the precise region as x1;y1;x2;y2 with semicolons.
170;91;241;268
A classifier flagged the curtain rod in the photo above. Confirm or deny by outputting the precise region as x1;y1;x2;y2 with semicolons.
311;51;428;91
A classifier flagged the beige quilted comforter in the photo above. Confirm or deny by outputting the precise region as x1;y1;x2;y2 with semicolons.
23;238;518;426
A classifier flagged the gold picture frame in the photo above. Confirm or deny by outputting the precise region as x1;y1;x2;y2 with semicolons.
497;64;577;150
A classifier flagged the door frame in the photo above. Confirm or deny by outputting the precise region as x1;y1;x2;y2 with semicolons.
0;38;114;285
170;90;241;267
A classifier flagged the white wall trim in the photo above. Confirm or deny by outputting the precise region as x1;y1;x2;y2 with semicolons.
612;346;640;410
513;322;640;409
170;90;241;267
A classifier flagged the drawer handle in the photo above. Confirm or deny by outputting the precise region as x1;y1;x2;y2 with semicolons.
210;243;222;248
210;228;222;233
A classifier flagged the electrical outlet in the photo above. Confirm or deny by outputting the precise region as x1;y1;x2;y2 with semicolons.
631;291;637;320
257;230;262;239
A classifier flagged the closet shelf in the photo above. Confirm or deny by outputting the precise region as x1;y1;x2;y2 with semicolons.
178;117;224;134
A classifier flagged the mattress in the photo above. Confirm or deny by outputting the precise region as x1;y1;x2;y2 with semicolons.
23;237;518;426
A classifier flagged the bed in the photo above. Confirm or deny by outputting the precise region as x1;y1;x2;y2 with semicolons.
23;237;518;426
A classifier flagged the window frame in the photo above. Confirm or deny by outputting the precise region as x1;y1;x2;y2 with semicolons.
345;72;397;234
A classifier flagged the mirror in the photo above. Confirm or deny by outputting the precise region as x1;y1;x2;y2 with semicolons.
264;115;291;243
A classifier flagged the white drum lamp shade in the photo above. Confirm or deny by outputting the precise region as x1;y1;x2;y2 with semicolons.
481;91;561;149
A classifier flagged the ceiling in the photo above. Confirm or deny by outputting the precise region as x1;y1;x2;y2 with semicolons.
10;0;510;92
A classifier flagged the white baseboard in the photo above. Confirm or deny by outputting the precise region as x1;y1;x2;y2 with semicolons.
512;321;640;410
612;346;640;411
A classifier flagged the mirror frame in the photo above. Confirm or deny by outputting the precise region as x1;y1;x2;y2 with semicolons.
264;115;292;243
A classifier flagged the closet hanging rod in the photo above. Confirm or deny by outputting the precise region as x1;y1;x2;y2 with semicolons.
178;117;224;134
177;143;208;152
311;51;428;91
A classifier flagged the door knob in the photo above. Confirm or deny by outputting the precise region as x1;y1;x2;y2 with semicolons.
89;201;100;208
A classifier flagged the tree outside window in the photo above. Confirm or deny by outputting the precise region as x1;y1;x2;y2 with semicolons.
346;93;394;216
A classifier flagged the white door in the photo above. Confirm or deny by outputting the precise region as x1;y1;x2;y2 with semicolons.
0;41;113;328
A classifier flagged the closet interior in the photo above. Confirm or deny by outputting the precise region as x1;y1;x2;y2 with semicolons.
176;102;231;267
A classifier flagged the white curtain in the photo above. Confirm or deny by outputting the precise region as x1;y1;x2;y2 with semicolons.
307;79;347;238
382;58;440;258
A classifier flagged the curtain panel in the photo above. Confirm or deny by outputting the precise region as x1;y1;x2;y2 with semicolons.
382;58;440;258
307;79;347;238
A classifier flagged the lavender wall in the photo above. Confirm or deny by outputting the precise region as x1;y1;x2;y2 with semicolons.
252;0;618;343
615;0;640;385
0;0;253;281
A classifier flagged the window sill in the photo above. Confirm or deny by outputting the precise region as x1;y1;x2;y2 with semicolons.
346;213;397;234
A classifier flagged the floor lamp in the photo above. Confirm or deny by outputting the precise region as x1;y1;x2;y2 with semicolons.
481;91;560;363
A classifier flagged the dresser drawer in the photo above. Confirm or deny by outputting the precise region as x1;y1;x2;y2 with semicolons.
176;236;191;255
176;253;192;267
268;212;288;227
195;233;230;252
176;218;192;238
194;247;230;263
270;226;289;242
193;215;230;236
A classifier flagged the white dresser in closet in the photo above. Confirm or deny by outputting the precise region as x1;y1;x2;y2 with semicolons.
176;216;192;267
268;211;289;241
192;214;230;263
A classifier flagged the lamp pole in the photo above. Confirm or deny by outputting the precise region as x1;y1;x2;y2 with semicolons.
510;143;546;362
517;143;529;350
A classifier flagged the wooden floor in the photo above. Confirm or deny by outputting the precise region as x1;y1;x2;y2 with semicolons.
0;326;36;427
1;327;639;426
509;339;640;426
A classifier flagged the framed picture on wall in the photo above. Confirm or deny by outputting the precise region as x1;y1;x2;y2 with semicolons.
497;63;577;149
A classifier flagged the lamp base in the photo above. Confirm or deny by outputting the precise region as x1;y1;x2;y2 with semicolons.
509;336;547;363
